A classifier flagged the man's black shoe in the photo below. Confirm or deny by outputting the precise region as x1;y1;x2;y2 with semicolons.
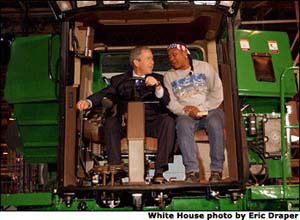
185;171;200;183
152;173;167;184
209;171;222;183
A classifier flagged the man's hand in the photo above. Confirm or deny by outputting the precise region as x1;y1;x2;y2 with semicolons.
145;76;161;90
76;100;91;111
184;105;200;119
183;105;207;119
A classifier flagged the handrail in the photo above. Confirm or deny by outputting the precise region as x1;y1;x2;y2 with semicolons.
280;66;299;199
48;34;54;81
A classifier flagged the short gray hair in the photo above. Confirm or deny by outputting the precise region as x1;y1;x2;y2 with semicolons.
130;46;151;67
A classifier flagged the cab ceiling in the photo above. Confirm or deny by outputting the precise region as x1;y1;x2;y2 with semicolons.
93;16;213;46
75;7;223;46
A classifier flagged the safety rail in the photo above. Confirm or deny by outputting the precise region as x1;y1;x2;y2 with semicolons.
280;66;299;198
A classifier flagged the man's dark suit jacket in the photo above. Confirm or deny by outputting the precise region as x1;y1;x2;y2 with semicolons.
87;70;170;121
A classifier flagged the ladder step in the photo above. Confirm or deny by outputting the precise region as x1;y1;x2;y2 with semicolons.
289;177;300;184
291;142;299;148
291;159;299;167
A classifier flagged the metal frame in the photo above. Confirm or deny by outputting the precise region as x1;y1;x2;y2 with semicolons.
280;66;299;198
48;1;240;21
58;21;70;190
227;16;248;186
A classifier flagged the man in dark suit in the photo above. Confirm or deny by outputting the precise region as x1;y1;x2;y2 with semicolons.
77;46;175;183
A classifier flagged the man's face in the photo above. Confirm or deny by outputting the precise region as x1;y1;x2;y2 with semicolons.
168;48;188;70
135;49;154;75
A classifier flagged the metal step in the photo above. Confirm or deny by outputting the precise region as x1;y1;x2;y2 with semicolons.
289;177;300;184
291;142;299;148
291;159;299;167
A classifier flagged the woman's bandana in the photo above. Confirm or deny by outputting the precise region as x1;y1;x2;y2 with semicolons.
167;43;191;55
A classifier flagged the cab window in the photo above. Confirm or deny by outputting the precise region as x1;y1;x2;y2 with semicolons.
99;48;203;79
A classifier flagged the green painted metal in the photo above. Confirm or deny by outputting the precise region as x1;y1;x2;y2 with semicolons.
248;149;263;164
33;195;134;211
164;186;299;211
13;102;58;125
280;66;299;199
250;185;299;200
4;35;60;163
51;197;130;211
286;125;300;129
18;147;57;163
1;193;52;206
18;125;58;147
91;53;108;93
266;159;291;179
241;97;280;114
235;30;297;97
166;197;219;210
10;104;58;163
5;35;60;103
165;196;245;211
26;196;245;211
247;200;289;211
267;159;292;179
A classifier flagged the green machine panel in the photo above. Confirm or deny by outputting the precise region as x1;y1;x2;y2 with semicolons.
5;34;60;103
235;30;297;97
4;35;60;163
